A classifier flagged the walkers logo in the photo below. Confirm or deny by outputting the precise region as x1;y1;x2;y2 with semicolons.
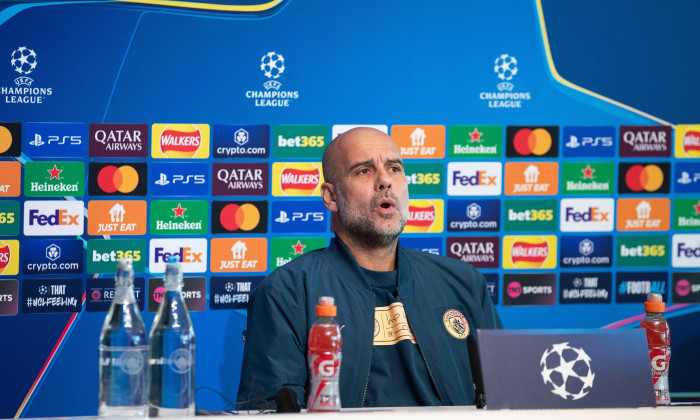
272;162;323;196
672;273;700;304
559;235;612;268
273;125;328;158
87;239;146;274
404;199;443;233
210;276;264;310
246;51;299;107
502;274;556;306
23;239;82;275
672;234;700;268
404;163;443;196
391;125;445;159
674;198;700;230
400;237;443;256
271;200;327;233
22;279;81;314
503;199;557;231
332;125;389;139
616;272;667;303
674;162;700;193
448;125;501;158
151;124;209;159
150;200;207;235
447;162;502;196
0;161;21;197
150;162;207;196
0;201;20;236
446;236;499;268
87;201;147;236
213;124;269;158
506;126;558;158
560;198;614;232
675;125;700;158
213;163;268;196
210;238;267;272
24;200;84;236
25;161;85;197
89;123;148;158
89;162;147;196
504;162;558;195
619;125;671;157
446;199;499;232
271;237;327;269
4;47;54;105
618;163;670;194
148;277;206;312
616;198;669;231
212;201;267;234
480;54;532;108
149;238;207;273
0;280;18;316
86;277;145;312
0;240;19;275
560;273;611;304
502;235;557;269
0;123;21;157
617;235;668;267
561;162;614;195
23;122;86;158
562;126;615;157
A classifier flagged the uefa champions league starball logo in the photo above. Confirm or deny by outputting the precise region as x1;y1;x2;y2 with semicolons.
540;342;595;400
10;46;37;75
260;51;285;91
494;54;517;81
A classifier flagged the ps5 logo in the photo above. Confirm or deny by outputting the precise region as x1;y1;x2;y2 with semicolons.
565;135;612;149
155;173;205;186
30;134;45;147
30;134;82;147
274;211;324;224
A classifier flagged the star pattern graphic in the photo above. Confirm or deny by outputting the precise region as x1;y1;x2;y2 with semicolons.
581;164;595;179
47;164;62;180
172;203;187;218
291;240;306;255
469;128;483;143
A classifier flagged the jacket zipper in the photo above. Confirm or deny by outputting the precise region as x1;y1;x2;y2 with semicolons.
360;294;375;407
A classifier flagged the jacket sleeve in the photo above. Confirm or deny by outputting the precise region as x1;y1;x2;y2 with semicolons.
472;264;504;329
236;268;309;410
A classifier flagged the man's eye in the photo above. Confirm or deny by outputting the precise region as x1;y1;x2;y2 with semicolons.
358;168;370;174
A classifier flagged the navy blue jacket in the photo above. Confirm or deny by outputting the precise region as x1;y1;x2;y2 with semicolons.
236;238;503;409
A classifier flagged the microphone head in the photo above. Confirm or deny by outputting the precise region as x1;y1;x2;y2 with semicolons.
275;387;301;413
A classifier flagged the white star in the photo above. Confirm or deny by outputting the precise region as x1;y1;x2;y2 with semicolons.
550;380;570;399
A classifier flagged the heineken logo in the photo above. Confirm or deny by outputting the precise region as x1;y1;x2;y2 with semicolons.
24;161;84;197
149;200;207;235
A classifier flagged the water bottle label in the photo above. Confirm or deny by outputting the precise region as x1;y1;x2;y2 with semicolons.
151;348;194;374
99;346;148;375
649;349;669;383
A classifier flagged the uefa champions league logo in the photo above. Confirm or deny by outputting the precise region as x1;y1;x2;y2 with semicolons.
494;54;517;92
261;51;285;90
10;46;37;86
540;342;595;400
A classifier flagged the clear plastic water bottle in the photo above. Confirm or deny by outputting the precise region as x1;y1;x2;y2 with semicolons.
307;296;342;412
149;256;196;417
98;258;148;417
639;293;671;406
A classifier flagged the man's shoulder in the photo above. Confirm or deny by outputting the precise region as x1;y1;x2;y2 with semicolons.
400;246;481;280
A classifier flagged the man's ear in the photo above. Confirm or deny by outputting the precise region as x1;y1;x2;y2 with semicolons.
321;182;338;212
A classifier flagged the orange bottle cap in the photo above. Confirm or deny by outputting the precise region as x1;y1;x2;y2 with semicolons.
316;296;337;316
644;293;665;312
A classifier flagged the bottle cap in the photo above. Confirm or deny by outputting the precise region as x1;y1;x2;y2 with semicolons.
316;296;337;316
644;293;665;312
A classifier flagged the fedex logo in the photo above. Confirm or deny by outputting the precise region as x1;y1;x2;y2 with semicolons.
560;199;614;232
24;201;84;236
672;235;700;267
447;162;501;196
149;239;207;273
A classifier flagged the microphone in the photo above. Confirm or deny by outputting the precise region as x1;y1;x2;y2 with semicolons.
275;387;301;413
467;334;486;409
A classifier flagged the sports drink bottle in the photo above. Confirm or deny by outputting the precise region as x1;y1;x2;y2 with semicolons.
307;296;342;411
639;292;671;406
98;258;148;417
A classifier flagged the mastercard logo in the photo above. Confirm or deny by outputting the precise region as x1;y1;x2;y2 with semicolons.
97;165;140;193
513;128;552;156
624;164;664;192
219;203;260;232
510;236;549;268
0;126;12;154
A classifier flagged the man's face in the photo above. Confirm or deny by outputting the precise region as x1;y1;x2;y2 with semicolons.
331;131;409;247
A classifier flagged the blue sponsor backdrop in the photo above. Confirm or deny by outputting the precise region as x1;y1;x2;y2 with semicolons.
0;0;699;417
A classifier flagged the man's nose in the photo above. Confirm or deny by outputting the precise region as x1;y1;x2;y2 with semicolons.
376;168;392;191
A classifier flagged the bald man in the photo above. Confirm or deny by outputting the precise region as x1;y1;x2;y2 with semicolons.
236;128;502;410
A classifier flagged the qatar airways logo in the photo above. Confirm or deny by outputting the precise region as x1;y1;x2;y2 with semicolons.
447;162;502;196
560;199;614;232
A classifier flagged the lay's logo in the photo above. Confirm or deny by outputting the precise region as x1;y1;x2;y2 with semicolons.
404;199;443;233
503;235;557;269
152;124;210;159
272;162;323;196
